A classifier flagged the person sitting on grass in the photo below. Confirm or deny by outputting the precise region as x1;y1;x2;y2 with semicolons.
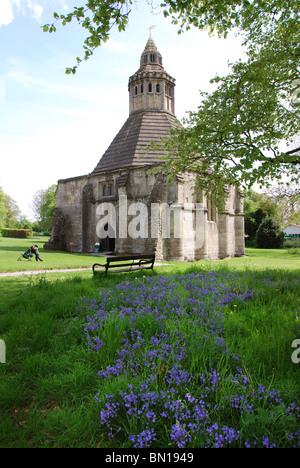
31;244;43;262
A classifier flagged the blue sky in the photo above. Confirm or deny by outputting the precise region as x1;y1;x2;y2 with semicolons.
0;0;245;219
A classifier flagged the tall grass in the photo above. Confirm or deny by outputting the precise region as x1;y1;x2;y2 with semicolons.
0;263;299;448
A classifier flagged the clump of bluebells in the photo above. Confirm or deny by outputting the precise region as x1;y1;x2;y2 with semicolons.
78;271;300;448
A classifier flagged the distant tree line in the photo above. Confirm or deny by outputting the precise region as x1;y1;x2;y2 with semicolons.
244;185;300;248
31;185;57;234
0;185;57;236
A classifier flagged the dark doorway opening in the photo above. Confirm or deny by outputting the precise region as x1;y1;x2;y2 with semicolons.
100;223;116;253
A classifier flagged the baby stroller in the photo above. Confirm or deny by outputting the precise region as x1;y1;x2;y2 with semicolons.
17;247;34;261
17;245;43;262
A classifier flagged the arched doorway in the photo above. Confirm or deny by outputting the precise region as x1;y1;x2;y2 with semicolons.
100;223;116;253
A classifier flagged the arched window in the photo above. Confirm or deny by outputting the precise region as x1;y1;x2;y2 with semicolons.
156;83;160;93
135;86;138;96
141;84;144;94
103;185;108;197
110;185;114;196
150;54;156;62
148;83;152;93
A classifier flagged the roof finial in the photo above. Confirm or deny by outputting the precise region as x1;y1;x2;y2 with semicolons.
147;25;156;38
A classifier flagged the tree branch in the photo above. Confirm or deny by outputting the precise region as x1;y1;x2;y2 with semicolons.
286;146;300;155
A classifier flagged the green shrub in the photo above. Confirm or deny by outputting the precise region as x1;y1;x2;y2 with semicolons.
283;238;300;249
256;217;284;249
2;228;31;238
245;237;256;248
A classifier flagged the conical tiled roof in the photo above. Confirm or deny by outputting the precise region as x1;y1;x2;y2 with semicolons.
92;111;179;174
91;38;179;174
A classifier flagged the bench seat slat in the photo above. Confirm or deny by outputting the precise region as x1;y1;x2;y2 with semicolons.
103;265;154;273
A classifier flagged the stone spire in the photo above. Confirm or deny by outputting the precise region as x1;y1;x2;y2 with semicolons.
91;37;179;174
128;36;176;115
139;36;164;69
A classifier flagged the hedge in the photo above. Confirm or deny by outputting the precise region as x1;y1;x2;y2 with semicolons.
2;229;31;238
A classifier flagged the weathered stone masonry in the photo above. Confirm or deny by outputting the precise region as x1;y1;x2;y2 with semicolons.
45;37;245;261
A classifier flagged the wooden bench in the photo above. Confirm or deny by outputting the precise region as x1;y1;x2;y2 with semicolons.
92;254;155;276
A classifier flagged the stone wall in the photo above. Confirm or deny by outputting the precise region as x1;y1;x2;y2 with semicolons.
44;175;88;252
46;167;245;260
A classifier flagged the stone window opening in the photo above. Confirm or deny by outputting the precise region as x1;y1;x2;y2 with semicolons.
148;83;152;93
150;53;156;62
102;184;108;197
101;183;114;198
166;85;173;98
141;84;144;94
207;196;216;222
156;83;160;93
144;55;148;63
135;86;138;96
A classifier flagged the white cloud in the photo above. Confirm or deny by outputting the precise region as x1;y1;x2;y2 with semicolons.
0;0;44;25
26;1;43;21
0;0;14;27
58;0;70;11
11;0;21;8
32;4;43;21
7;68;125;109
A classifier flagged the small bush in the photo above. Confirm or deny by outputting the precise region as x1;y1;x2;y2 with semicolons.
256;217;284;249
283;238;300;249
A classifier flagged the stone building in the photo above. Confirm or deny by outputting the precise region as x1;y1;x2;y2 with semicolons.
45;37;245;260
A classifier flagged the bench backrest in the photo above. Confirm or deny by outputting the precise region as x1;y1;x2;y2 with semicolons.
106;254;155;264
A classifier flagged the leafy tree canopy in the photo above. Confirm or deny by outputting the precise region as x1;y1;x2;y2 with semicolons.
0;189;32;230
32;185;57;232
264;183;300;226
44;1;300;207
244;190;279;241
256;216;284;249
4;194;21;228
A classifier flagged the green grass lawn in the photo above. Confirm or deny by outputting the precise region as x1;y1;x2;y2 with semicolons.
0;237;299;448
0;235;299;275
0;236;106;273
